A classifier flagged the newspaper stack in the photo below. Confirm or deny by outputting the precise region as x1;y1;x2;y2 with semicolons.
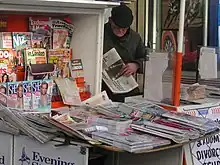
130;119;200;143
102;48;138;94
180;83;206;101
87;116;132;134
91;131;171;153
92;101;219;144
162;111;218;134
132;102;167;116
0;104;58;143
206;86;220;99
0;118;20;135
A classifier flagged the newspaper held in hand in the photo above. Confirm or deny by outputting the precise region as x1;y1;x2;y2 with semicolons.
102;48;138;94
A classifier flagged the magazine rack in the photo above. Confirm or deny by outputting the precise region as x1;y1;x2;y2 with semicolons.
0;0;119;96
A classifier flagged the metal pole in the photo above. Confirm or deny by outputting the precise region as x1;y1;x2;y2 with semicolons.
203;0;209;46
172;0;186;106
145;0;149;45
152;0;157;50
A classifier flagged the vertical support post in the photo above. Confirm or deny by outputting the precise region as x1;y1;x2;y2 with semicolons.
152;0;157;50
204;0;209;46
156;0;161;50
145;0;149;45
172;0;186;106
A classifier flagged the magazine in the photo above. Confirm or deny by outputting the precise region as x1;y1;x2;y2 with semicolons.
52;29;68;49
23;81;32;110
50;19;75;49
12;32;32;49
102;48;138;94
25;48;47;65
50;19;75;36
29;17;52;49
37;79;53;112
55;78;81;105
0;49;17;82
48;48;71;78
31;80;42;110
29;17;51;32
0;32;12;48
7;82;18;108
31;33;45;48
69;59;84;80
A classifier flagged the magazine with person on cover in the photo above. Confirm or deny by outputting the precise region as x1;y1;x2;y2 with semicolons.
0;49;17;82
23;81;32;110
48;48;71;78
52;29;68;49
31;80;42;110
7;82;18;108
38;79;53;112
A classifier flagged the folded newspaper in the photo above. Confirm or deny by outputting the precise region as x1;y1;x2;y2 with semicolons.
102;48;138;94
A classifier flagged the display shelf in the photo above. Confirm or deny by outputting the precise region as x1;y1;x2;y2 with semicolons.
0;0;119;11
0;0;119;95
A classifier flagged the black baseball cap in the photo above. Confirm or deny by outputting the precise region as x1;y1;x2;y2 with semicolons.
111;4;133;28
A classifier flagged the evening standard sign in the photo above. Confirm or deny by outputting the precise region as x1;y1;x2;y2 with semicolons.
179;105;220;165
14;135;88;165
0;132;13;165
17;147;75;165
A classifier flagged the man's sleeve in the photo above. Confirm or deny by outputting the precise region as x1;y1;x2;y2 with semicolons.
132;37;147;74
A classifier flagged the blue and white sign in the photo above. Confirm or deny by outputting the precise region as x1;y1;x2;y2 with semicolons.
14;135;88;165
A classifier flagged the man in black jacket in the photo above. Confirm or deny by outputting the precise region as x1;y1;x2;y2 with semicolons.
102;4;146;102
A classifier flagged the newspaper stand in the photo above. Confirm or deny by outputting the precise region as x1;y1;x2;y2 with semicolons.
0;1;216;165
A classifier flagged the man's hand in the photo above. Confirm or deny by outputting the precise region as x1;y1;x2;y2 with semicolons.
120;63;139;77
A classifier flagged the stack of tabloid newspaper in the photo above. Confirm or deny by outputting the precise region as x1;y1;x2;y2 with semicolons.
92;101;219;144
102;48;138;94
0;104;58;143
91;131;171;153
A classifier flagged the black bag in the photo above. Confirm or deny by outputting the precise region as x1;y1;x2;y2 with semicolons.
26;63;55;80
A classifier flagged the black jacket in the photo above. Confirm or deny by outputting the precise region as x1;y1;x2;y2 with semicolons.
102;23;146;102
103;22;146;73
